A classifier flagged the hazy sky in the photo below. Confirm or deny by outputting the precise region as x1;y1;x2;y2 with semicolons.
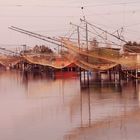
0;0;140;49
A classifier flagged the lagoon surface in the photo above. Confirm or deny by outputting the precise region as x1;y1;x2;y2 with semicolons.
0;70;140;140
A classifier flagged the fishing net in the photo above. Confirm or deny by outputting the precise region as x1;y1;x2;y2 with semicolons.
0;38;139;72
0;55;21;67
61;38;140;70
22;53;74;69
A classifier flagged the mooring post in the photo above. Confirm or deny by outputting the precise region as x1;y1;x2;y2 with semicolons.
79;68;82;85
108;68;113;82
83;69;86;85
87;71;90;87
136;69;138;79
118;65;122;82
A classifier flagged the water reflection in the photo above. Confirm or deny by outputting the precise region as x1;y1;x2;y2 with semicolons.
0;70;140;140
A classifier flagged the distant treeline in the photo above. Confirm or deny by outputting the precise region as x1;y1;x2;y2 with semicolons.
33;45;53;53
124;41;140;46
22;45;54;54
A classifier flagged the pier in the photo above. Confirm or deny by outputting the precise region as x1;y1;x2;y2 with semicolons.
0;44;140;84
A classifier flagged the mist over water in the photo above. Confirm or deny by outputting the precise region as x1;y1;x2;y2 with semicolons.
0;70;140;140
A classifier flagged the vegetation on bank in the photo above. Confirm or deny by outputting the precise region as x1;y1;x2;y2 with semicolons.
21;45;54;54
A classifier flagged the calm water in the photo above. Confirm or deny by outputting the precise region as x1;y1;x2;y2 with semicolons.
0;70;140;140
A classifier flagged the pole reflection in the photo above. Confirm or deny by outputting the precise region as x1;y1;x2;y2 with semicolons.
0;70;140;140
